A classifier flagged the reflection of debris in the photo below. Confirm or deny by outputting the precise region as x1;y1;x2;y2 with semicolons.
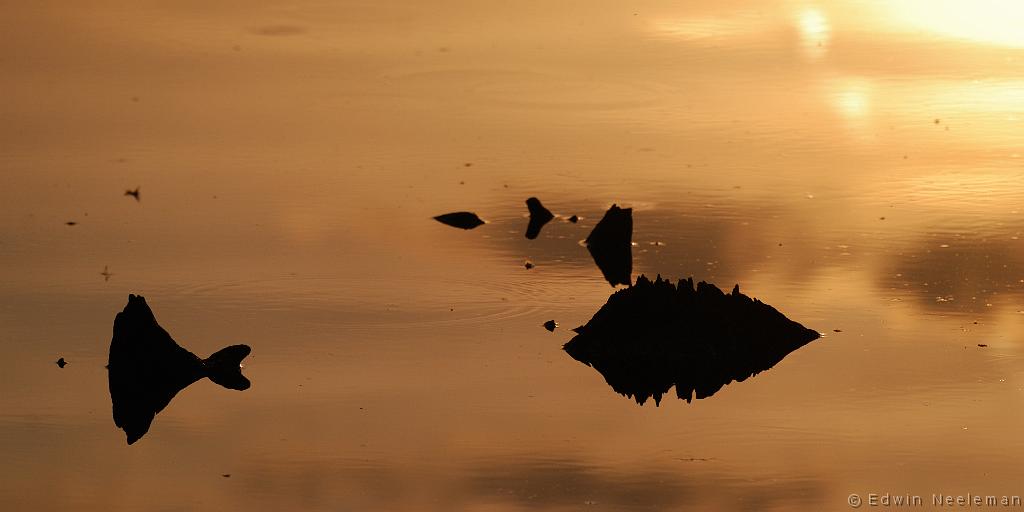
124;187;140;201
108;294;252;444
525;261;534;270
564;275;819;405
544;320;557;332
56;357;68;368
525;197;554;239
585;205;632;286
433;212;485;230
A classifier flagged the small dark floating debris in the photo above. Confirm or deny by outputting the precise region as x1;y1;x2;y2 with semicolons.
433;212;485;230
108;294;252;444
978;344;988;347
585;204;632;286
568;215;579;223
544;320;557;332
525;261;534;269
525;197;554;239
833;329;842;332
222;474;231;478
56;357;68;368
563;275;819;406
124;187;140;201
66;221;77;226
100;266;113;282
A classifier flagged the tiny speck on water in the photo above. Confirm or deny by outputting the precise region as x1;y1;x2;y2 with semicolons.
978;344;988;347
833;329;842;333
222;474;231;478
525;261;534;269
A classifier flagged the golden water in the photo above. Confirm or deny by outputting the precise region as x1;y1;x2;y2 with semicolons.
3;1;1024;510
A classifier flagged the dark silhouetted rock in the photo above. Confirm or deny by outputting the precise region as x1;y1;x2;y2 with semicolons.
525;197;554;239
568;215;579;223
434;212;485;230
585;204;632;286
108;294;251;444
56;357;67;368
544;320;558;332
525;261;534;269
564;275;819;405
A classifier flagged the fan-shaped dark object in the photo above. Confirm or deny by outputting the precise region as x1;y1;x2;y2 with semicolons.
107;294;251;444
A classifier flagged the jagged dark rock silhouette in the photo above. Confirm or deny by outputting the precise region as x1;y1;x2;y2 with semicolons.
108;294;251;444
584;204;632;286
56;357;67;368
543;320;557;332
525;197;554;239
568;215;579;223
434;211;486;230
563;275;819;405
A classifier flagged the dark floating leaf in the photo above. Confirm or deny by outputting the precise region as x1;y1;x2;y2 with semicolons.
564;275;819;406
56;357;68;368
525;197;554;239
585;204;632;286
544;320;558;332
433;212;485;230
108;294;252;444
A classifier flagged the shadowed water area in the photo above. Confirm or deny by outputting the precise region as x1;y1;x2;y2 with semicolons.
4;1;1024;510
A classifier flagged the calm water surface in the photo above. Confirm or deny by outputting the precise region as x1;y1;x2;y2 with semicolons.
4;1;1024;510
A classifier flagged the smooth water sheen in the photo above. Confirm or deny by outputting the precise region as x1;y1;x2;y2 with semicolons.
4;1;1024;510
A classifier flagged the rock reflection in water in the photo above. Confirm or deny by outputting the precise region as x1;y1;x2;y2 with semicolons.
585;204;633;286
525;197;555;239
564;275;819;405
107;294;252;444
